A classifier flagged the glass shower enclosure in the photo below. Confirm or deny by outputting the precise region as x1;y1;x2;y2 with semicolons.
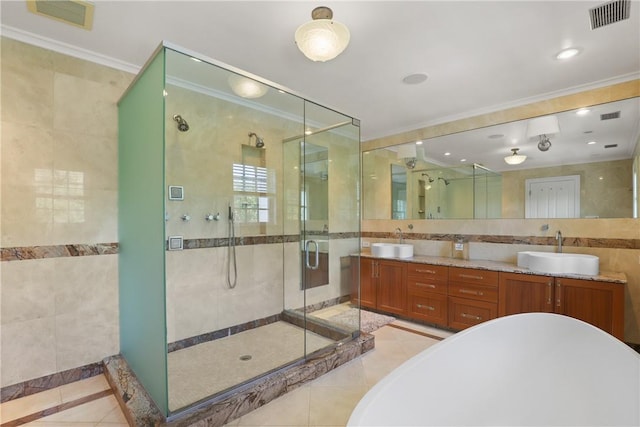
118;42;361;417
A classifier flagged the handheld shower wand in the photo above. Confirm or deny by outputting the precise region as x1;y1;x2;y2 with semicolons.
227;204;237;289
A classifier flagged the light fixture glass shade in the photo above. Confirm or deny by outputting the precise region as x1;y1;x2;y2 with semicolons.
295;19;350;62
504;148;527;165
228;75;268;98
526;115;560;138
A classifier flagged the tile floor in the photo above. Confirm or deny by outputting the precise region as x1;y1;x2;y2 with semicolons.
0;321;452;426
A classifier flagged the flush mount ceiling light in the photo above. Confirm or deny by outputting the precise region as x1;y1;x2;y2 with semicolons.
526;115;560;152
227;74;268;99
397;144;417;169
295;6;350;62
555;47;581;60
504;148;527;165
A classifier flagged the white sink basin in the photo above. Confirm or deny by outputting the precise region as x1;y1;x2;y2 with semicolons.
517;251;599;276
371;243;414;259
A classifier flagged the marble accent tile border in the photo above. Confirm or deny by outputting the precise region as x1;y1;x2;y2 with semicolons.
0;233;361;261
168;314;282;353
363;232;640;250
104;333;375;427
0;362;103;403
0;243;118;262
1;389;113;427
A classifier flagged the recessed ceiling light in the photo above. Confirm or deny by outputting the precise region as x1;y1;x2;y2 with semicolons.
444;152;451;156
576;108;591;116
588;141;597;145
416;140;423;145
402;73;429;85
555;47;581;60
460;159;467;162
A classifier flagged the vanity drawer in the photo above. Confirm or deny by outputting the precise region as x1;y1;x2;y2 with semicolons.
449;267;498;287
448;296;497;330
407;263;448;279
408;293;448;326
449;282;498;303
407;277;447;295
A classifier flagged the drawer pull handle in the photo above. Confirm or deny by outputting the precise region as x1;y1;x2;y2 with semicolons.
416;269;436;274
461;313;482;321
459;289;484;296
459;273;484;280
416;282;436;289
417;304;435;311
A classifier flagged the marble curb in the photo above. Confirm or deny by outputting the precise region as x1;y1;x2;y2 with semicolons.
104;333;374;427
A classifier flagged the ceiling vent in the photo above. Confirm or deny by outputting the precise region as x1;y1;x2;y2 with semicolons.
590;0;630;29
27;0;94;30
600;111;621;120
604;144;618;148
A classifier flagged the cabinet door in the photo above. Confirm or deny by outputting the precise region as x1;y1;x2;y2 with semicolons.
499;272;554;316
358;258;377;309
555;278;625;340
377;260;407;316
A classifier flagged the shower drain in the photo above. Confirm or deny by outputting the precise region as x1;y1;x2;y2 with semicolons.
239;355;252;361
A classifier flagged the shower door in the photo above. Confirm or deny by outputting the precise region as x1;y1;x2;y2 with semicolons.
298;101;362;353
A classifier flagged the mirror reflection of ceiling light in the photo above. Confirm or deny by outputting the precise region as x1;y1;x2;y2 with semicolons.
588;141;597;145
576;108;591;116
295;6;350;62
397;144;417;169
416;140;423;145
526;115;560;152
228;75;268;98
504;148;527;165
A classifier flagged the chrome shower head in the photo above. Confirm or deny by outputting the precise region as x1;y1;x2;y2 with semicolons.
438;177;450;185
248;132;265;148
173;115;189;132
421;173;434;183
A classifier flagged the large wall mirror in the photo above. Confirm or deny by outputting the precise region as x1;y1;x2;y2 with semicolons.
363;97;640;220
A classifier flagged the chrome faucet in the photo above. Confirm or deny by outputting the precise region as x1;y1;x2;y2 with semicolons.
555;230;563;253
395;227;404;244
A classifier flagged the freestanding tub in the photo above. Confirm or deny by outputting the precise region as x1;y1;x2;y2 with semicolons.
348;313;640;426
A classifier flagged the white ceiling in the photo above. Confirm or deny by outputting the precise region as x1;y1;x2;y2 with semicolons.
1;1;639;146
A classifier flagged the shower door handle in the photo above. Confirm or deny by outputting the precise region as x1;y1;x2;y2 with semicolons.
305;240;320;270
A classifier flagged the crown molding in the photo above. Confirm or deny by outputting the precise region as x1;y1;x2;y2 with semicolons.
1;25;140;74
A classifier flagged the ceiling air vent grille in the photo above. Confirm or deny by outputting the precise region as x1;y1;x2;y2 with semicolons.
590;0;630;29
600;111;621;120
27;0;94;30
604;144;618;149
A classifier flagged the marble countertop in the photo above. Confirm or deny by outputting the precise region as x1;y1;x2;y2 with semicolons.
357;252;627;284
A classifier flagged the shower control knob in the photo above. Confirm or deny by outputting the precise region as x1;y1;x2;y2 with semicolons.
205;213;220;221
181;214;191;222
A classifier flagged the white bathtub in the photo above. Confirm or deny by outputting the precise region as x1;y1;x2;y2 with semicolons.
348;313;640;426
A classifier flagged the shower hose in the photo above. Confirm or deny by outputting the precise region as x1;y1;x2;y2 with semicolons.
227;205;238;289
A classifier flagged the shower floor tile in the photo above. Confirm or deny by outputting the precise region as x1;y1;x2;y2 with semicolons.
168;321;335;411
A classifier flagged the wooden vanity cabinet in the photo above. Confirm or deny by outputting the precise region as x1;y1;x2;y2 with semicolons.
406;263;448;326
352;257;407;315
499;272;625;340
448;267;499;330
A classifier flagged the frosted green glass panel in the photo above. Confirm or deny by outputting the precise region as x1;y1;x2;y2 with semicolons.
118;48;168;415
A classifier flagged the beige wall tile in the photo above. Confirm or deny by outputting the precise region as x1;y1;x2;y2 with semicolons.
1;317;57;387
1;258;56;324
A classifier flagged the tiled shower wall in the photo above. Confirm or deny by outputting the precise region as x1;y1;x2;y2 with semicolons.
1;38;133;387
